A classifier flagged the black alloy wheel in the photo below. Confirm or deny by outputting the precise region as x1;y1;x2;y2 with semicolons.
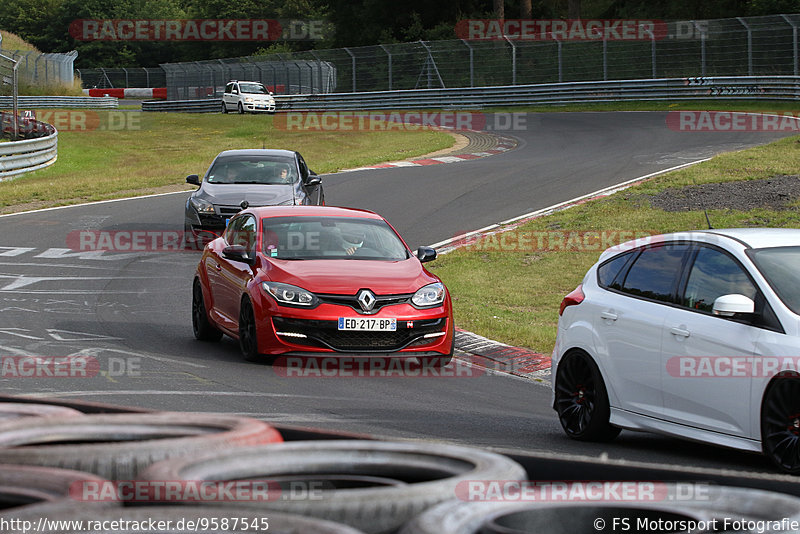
762;375;800;474
192;280;222;341
554;351;620;442
239;298;260;362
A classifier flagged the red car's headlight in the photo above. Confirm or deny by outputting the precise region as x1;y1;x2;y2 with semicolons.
411;282;445;308
262;281;318;307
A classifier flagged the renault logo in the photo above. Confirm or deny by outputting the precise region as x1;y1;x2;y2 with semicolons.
356;289;377;312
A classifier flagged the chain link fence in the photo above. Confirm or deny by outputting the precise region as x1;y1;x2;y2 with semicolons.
0;49;77;89
75;68;166;89
161;57;337;99
86;13;799;98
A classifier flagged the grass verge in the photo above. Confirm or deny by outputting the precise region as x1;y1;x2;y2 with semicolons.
427;134;800;353
0;111;452;212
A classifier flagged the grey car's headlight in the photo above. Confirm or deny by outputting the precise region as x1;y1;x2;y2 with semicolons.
263;282;318;307
190;197;215;214
245;97;254;103
412;282;445;308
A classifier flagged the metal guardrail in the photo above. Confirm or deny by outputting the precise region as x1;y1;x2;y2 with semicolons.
141;76;800;113
0;96;118;109
142;98;222;112
0;112;58;180
272;76;800;111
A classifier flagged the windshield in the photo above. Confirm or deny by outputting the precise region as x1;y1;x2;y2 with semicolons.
206;156;296;185
261;216;410;261
239;83;269;94
750;246;800;315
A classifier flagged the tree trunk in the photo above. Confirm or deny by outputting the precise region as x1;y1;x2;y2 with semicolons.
494;0;505;19
568;0;581;19
521;0;531;19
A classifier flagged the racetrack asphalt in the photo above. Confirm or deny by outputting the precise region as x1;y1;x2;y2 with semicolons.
0;111;795;474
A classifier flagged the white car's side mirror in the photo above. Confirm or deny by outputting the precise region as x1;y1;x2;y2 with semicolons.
712;294;755;317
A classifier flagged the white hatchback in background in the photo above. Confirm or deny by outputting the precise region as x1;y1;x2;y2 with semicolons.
552;228;800;474
222;81;276;114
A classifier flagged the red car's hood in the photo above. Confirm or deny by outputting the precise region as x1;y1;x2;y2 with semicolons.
261;257;438;295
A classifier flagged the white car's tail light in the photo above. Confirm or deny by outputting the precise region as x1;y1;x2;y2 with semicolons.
559;284;585;316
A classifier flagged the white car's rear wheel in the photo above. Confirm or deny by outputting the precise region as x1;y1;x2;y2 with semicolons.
555;351;620;442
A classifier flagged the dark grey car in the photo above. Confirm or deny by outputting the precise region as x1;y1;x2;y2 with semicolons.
184;149;324;242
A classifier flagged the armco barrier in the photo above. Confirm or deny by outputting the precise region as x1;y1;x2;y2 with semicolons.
0;112;58;181
142;98;223;112
0;96;118;109
142;76;800;113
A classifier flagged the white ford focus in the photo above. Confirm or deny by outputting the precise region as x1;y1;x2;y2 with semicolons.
552;228;800;473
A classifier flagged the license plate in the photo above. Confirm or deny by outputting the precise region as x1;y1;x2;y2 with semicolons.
338;318;396;331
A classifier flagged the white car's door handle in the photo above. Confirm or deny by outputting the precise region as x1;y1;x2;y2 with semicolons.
670;327;690;338
600;311;618;321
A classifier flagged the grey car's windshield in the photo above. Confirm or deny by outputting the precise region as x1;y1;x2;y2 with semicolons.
239;83;269;94
750;246;800;315
262;217;410;261
207;156;296;185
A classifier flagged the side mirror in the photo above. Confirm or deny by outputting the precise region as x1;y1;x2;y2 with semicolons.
416;246;437;263
186;174;200;186
304;174;322;187
222;245;255;265
712;294;755;317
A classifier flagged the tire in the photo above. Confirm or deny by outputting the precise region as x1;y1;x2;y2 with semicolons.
761;374;800;474
0;403;84;421
193;278;223;342
239;297;260;362
221;101;228;114
0;464;113;516
400;500;713;534
238;102;245;114
554;351;620;442
4;504;364;534
140;440;527;534
0;412;282;480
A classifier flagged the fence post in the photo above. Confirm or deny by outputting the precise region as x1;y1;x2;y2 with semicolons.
737;17;753;76
556;39;563;82
344;47;356;92
650;27;657;78
504;36;517;84
460;40;473;88
310;50;323;93
379;44;392;90
781;15;798;76
693;21;707;76
12;59;19;140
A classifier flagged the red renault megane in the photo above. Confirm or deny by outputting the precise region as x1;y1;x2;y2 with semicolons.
192;206;454;365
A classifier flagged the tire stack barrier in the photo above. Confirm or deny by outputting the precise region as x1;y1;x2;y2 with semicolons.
1;395;799;533
0;111;57;180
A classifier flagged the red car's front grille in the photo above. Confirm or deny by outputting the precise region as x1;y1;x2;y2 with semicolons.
272;317;445;352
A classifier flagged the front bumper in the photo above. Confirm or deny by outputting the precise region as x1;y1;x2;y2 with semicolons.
255;302;453;357
243;101;276;113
